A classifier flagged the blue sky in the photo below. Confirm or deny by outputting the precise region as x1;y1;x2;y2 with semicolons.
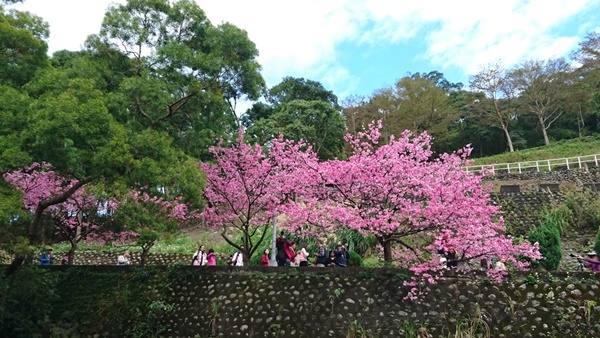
11;0;600;105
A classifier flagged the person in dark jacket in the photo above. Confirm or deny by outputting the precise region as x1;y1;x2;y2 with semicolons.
334;244;347;267
315;241;328;266
276;231;290;266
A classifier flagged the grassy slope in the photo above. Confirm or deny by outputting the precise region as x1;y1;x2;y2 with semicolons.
471;136;600;165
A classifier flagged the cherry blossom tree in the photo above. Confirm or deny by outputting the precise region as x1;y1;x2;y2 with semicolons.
278;121;541;296
3;163;112;264
201;131;313;264
3;163;95;247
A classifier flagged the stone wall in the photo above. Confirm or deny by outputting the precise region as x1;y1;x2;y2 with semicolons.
483;167;600;193
159;268;599;338
69;251;191;266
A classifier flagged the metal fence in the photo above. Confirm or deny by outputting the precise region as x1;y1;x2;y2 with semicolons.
465;154;600;175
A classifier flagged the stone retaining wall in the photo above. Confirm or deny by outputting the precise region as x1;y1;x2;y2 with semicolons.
67;251;191;266
152;268;599;337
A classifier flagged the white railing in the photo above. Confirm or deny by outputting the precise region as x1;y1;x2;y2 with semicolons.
465;154;600;175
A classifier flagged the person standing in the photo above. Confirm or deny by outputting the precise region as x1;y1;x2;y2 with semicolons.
578;251;600;272
261;248;270;267
284;241;296;266
494;258;507;271
206;249;216;266
192;245;207;266
276;231;289;266
231;246;244;266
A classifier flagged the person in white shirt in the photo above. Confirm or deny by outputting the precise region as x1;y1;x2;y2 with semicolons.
192;245;207;266
117;251;130;265
231;245;244;266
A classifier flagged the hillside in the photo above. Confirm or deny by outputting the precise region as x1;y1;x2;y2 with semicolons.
471;136;600;166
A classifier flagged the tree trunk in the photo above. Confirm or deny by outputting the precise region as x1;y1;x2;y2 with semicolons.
68;242;77;265
243;250;250;266
540;116;551;145
141;247;149;266
379;236;393;262
502;125;515;152
28;176;94;244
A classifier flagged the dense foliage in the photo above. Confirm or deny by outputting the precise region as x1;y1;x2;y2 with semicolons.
528;213;563;271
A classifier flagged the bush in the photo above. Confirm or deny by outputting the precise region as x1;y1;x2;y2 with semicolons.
594;231;600;255
361;257;383;268
0;266;59;338
528;214;562;271
347;250;362;266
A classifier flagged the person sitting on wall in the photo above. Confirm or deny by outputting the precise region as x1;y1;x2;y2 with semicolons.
315;241;328;267
334;244;347;267
324;250;337;267
61;254;69;265
117;251;131;265
39;247;54;266
577;251;600;272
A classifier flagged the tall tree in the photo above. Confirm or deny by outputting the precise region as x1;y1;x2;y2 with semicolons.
469;62;518;152
90;0;265;135
359;71;462;152
510;58;573;145
0;8;49;87
245;77;346;160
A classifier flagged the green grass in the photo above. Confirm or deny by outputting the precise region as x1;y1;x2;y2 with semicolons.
50;231;217;255
471;136;600;166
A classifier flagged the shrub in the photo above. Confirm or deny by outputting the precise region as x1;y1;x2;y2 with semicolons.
347;250;362;266
594;231;600;255
528;215;562;271
361;257;383;268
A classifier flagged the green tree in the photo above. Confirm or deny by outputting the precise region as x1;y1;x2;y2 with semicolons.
528;213;562;271
358;71;462;152
250;100;345;159
90;0;265;137
510;58;573;146
245;77;346;160
0;8;49;87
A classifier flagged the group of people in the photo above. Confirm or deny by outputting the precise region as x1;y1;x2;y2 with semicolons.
39;247;70;265
439;246;508;271
273;232;348;267
191;245;218;266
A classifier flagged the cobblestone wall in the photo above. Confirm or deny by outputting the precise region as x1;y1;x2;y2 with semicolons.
68;251;191;266
150;267;599;338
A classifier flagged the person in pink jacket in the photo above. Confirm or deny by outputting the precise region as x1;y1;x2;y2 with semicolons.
206;249;216;266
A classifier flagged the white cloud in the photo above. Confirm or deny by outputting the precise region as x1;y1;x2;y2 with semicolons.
10;0;599;99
